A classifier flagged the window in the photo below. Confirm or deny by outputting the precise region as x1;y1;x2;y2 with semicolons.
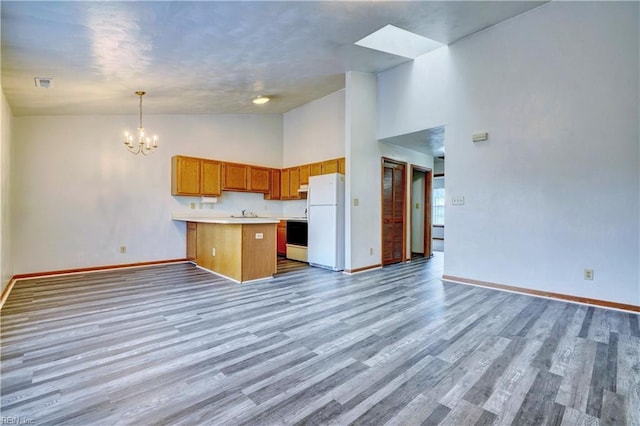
432;177;445;225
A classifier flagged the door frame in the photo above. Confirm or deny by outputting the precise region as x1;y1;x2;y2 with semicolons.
410;165;433;259
381;157;407;265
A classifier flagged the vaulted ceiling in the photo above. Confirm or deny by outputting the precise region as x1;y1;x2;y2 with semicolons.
2;1;546;117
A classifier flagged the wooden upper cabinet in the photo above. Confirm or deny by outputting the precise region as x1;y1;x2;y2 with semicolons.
289;167;300;199
281;168;291;199
299;165;310;185
248;166;270;193
309;162;323;177
201;159;221;196
322;158;339;174
222;162;249;191
173;155;346;197
172;155;201;196
264;169;281;200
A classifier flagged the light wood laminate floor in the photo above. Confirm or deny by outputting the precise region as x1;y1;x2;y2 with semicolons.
1;254;639;425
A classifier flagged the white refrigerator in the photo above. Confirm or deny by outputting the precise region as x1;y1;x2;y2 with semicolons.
307;173;345;271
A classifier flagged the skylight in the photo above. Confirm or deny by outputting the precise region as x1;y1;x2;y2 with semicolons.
354;24;445;59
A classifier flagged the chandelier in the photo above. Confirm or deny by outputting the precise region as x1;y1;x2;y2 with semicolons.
123;91;158;155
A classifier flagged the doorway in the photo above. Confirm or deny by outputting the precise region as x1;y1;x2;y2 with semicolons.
410;166;432;259
381;158;406;265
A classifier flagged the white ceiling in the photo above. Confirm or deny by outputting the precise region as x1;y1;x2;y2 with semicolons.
1;1;546;118
380;125;446;157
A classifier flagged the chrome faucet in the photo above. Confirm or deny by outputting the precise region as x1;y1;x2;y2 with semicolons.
241;209;246;217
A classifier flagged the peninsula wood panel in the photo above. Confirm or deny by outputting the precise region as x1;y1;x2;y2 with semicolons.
196;223;242;281
241;224;277;281
194;222;276;282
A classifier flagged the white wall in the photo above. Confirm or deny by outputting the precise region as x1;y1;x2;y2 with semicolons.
1;91;12;291
11;113;283;274
378;2;640;305
282;89;346;218
345;71;434;271
283;90;345;167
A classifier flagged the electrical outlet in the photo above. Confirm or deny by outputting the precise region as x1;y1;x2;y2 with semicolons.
451;196;465;205
353;198;359;207
584;269;594;280
255;233;264;239
415;203;420;209
369;248;373;255
190;202;196;209
212;248;216;256
120;246;127;254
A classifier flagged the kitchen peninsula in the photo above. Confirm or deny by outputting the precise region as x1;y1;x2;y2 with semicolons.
173;216;280;283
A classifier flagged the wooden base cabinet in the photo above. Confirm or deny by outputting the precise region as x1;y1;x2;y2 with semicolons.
186;222;197;261
195;222;276;282
277;220;287;256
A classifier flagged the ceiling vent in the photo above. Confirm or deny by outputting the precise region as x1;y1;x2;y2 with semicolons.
34;77;54;89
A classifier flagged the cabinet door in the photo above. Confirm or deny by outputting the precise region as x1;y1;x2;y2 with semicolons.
322;159;339;174
299;165;310;185
281;169;291;199
309;162;323;177
290;167;300;199
223;163;249;191
338;157;346;175
382;160;406;265
186;222;197;261
277;221;287;256
172;156;201;195
264;169;281;200
201;160;221;196
249;166;270;193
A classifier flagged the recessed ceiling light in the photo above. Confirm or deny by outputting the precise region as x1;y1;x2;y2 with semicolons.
253;95;270;105
34;77;54;89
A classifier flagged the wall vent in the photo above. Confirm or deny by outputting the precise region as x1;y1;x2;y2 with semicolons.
34;77;54;89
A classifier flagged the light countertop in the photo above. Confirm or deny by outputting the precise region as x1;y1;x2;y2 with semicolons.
172;213;306;224
172;215;280;224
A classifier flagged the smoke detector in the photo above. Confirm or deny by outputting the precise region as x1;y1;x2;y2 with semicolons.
34;77;54;89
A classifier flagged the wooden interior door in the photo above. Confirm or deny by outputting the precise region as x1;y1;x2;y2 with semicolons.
424;169;433;258
382;159;406;265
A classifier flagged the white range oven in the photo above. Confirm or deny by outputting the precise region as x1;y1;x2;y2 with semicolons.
286;219;308;262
